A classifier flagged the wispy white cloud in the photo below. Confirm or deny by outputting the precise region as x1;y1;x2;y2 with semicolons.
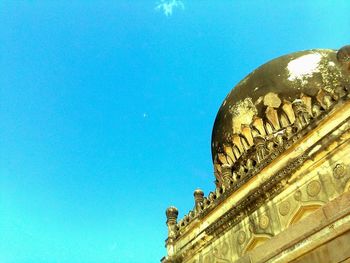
155;0;184;17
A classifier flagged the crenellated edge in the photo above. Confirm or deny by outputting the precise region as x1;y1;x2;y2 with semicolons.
165;84;350;243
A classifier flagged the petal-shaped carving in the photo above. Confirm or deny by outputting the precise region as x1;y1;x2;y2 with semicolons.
265;121;274;134
282;100;295;124
218;153;228;165
265;107;281;130
233;145;241;160
226;154;234;166
301;93;312;115
251;128;260;138
280;112;290;128
240;135;250;151
241;125;254;146
224;145;236;163
232;134;244;153
252;117;266;136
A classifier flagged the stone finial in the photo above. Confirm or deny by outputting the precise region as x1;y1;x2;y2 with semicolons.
165;206;178;257
193;189;204;213
166;206;178;240
166;206;178;225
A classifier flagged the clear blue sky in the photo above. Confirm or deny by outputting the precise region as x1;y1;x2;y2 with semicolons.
0;1;349;262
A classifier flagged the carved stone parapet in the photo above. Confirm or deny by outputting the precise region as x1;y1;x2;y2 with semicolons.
175;92;350;232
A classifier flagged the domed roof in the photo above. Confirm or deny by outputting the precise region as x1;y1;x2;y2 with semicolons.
212;47;350;165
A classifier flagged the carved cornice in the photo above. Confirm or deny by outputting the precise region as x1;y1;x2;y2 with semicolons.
163;45;350;262
173;113;350;262
175;86;349;236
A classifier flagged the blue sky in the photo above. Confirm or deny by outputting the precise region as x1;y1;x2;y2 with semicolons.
0;1;349;262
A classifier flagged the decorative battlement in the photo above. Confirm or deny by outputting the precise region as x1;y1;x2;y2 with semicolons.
168;87;350;237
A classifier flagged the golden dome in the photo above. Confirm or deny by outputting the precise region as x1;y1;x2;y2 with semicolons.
212;47;350;177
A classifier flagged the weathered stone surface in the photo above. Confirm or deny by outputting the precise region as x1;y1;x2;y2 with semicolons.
162;46;350;263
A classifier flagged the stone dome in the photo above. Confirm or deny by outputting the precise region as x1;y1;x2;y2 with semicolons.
211;47;350;178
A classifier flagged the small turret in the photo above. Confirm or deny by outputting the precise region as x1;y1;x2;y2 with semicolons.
165;206;178;257
193;189;204;213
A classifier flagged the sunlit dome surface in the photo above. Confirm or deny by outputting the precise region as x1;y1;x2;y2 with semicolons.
211;48;350;161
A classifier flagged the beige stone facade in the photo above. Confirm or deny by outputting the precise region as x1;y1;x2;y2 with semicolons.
162;46;350;263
